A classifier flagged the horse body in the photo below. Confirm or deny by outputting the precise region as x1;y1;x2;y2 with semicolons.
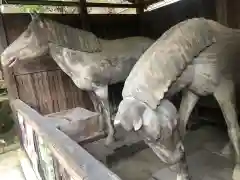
116;18;240;180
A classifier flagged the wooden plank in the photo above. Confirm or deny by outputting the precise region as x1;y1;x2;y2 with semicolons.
85;2;140;8
0;13;8;80
13;99;121;180
13;56;60;76
5;0;140;8
15;74;39;111
0;13;8;55
79;0;90;31
52;70;68;111
47;71;60;113
62;74;75;110
3;67;19;101
32;72;54;114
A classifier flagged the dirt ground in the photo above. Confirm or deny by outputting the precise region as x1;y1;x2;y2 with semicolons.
0;149;25;180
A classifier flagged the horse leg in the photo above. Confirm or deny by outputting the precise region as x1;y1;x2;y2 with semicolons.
94;86;115;145
89;91;105;132
144;138;190;180
213;78;240;180
179;90;199;138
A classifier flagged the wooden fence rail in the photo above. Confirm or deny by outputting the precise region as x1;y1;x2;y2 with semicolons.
13;99;120;180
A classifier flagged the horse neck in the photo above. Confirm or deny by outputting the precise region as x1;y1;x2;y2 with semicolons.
44;20;63;44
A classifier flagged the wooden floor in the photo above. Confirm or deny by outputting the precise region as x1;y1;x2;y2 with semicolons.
83;126;234;180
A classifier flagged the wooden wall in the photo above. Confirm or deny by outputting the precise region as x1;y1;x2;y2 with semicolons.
227;0;240;28
2;13;139;115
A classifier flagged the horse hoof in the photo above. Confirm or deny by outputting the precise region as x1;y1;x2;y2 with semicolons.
233;165;240;180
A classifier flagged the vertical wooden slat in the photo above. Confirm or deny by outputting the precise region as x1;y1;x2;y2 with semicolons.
61;73;74;110
54;70;67;112
47;71;60;113
15;74;39;111
32;72;53;114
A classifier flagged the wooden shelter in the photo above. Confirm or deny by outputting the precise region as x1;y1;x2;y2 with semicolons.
0;0;239;180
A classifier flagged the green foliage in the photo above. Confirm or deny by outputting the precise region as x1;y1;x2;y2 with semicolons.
19;5;46;13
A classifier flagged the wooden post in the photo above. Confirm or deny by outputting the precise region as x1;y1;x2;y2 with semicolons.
0;12;8;80
0;13;19;117
0;13;18;100
136;1;144;15
79;0;90;30
135;0;144;36
215;0;228;26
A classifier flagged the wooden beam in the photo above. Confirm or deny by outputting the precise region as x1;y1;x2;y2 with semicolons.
85;2;140;8
13;99;121;180
79;0;90;30
5;0;141;8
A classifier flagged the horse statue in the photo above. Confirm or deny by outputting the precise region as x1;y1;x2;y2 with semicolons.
115;18;240;179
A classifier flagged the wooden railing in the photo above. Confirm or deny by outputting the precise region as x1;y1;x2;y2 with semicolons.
12;99;121;180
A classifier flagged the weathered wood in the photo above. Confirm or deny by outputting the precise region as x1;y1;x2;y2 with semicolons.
13;99;121;180
15;68;93;115
47;71;61;112
3;67;19;101
45;107;101;142
0;13;8;55
85;2;140;8
5;0;141;8
79;0;90;31
135;0;144;14
13;56;60;76
79;131;106;145
15;74;39;111
33;72;54;114
0;13;8;80
216;0;228;26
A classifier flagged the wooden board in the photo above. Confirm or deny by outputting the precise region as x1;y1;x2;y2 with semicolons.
13;99;121;180
16;68;93;115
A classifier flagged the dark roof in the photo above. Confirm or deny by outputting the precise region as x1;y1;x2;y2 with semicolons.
3;0;163;7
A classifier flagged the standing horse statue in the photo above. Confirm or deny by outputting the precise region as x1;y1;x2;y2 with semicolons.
115;18;240;179
1;14;154;145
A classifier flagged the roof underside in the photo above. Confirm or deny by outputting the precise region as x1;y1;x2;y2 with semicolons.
2;0;164;7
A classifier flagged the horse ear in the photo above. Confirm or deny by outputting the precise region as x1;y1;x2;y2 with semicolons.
30;11;40;21
30;12;46;28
